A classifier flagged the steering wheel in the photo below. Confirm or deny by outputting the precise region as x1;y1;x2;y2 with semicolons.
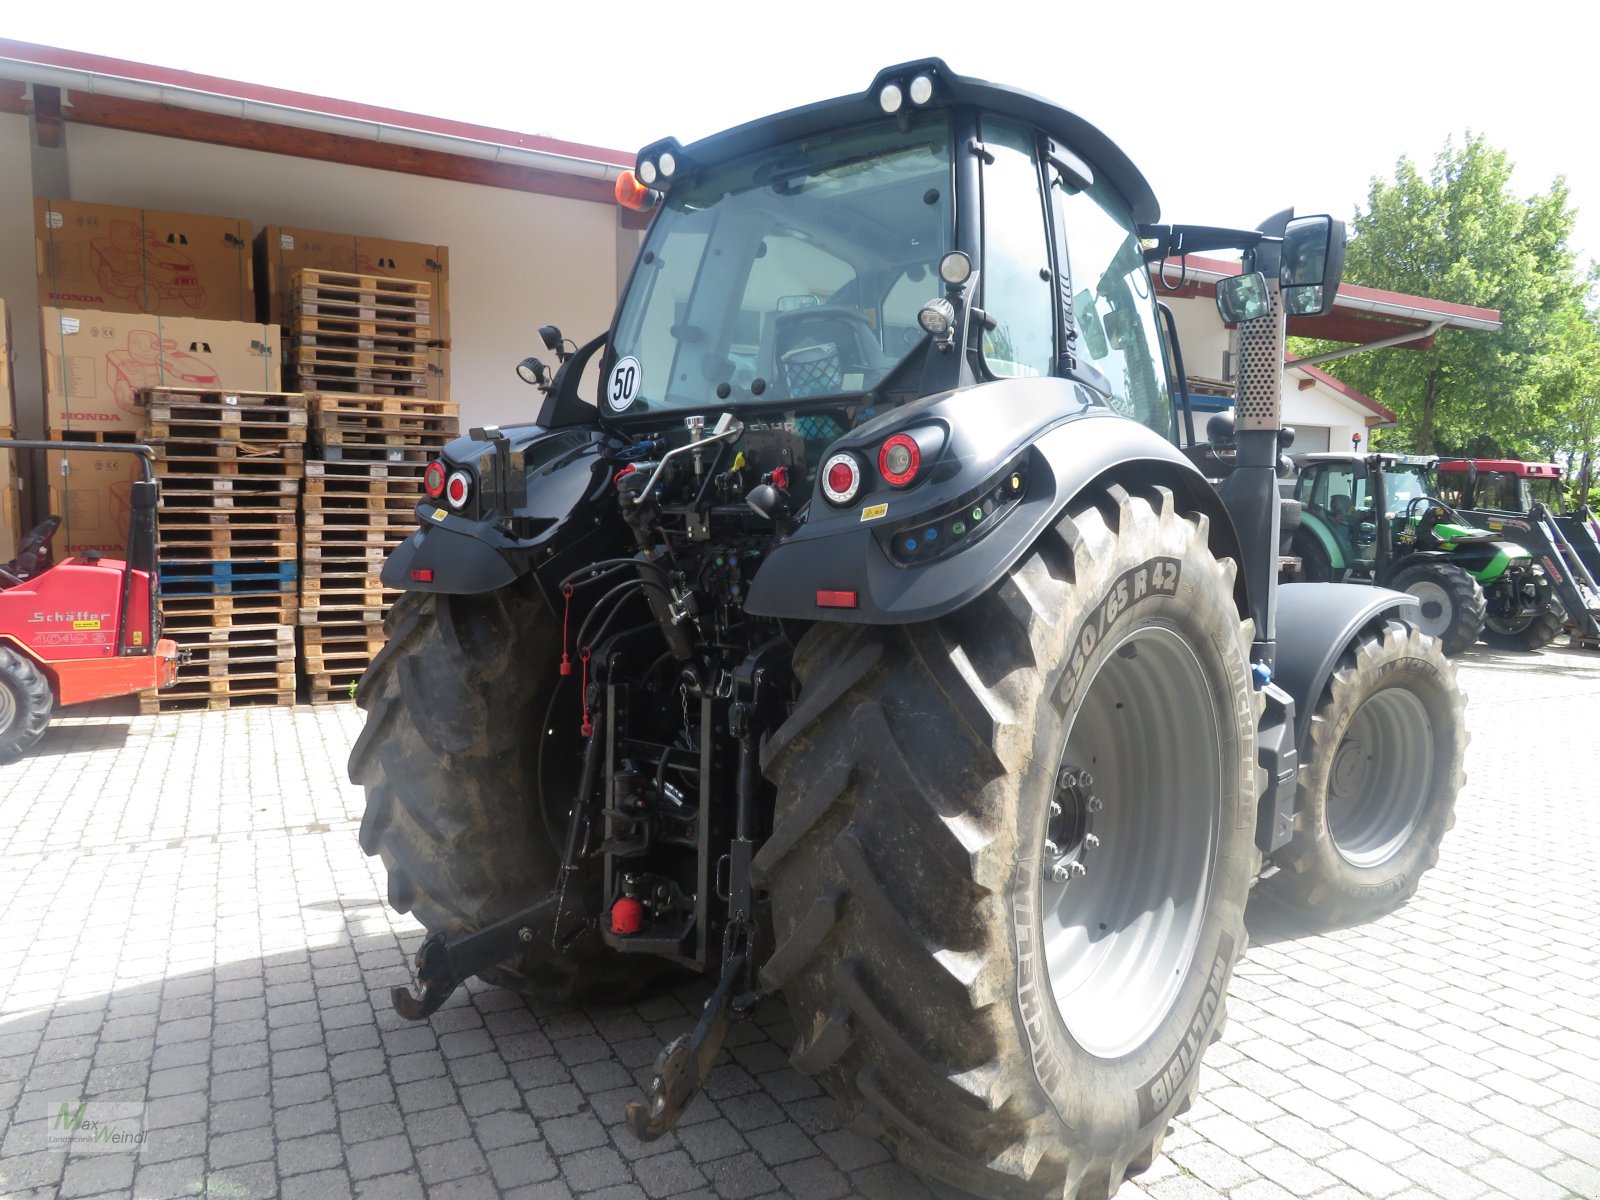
11;515;62;577
773;307;887;371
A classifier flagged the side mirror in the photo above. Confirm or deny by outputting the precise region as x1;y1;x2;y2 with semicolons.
1215;272;1272;324
1280;216;1346;317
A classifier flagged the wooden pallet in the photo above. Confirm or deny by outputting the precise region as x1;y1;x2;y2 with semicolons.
292;268;432;302
309;392;458;421
156;454;305;483
294;328;434;354
305;668;366;705
293;344;429;370
298;600;394;625
158;592;299;630
305;442;435;465
305;459;427;482
137;389;309;446
160;478;301;507
159;559;298;597
140;687;296;714
293;371;429;399
43;428;142;444
298;544;388;568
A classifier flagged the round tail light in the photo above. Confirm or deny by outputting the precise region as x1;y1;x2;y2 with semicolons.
821;452;864;506
445;470;471;510
878;434;921;487
424;460;447;498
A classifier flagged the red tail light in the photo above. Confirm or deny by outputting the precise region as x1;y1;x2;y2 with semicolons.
821;452;864;506
878;433;921;487
445;471;471;509
424;460;446;498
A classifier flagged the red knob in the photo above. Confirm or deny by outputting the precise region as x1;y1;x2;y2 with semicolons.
610;896;645;935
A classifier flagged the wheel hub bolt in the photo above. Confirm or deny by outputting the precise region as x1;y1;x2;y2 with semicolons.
1085;834;1099;850
1043;839;1060;857
1069;861;1087;878
518;927;534;943
1057;767;1078;790
1087;795;1103;813
1051;863;1071;883
1078;770;1094;788
1049;800;1063;818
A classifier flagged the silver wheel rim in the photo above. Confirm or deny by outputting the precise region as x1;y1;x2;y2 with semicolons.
1042;625;1220;1060
0;679;16;734
1327;687;1434;868
1405;579;1453;638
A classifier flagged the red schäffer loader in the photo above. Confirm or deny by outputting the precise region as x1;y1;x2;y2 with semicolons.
0;440;179;762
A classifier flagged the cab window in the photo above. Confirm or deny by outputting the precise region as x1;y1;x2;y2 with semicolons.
978;119;1054;379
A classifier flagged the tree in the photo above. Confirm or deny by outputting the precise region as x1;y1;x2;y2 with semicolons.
1308;135;1597;458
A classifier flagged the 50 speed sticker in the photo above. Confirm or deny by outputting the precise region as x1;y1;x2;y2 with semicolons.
607;356;642;412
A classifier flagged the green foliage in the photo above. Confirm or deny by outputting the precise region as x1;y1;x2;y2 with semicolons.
1301;135;1598;461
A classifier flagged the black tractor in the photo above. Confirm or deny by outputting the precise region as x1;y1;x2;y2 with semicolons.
350;62;1466;1199
1288;451;1558;653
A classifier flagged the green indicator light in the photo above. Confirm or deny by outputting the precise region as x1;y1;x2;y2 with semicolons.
952;521;966;536
972;507;984;521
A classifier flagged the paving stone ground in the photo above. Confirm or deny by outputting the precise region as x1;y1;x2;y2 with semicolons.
1;640;1597;1200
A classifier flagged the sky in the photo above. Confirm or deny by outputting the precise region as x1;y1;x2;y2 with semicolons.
6;0;1594;270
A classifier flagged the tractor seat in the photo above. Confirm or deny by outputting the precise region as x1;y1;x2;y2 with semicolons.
1;515;62;588
1326;494;1357;559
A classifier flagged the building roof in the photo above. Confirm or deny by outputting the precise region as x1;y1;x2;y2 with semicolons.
1153;253;1503;349
1287;360;1397;425
0;39;633;206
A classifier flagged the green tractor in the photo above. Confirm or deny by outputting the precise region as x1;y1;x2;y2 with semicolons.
1289;451;1557;653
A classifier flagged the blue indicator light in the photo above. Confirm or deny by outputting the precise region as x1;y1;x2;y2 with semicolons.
902;536;919;553
924;527;939;542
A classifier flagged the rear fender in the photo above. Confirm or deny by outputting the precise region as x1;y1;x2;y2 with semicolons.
380;424;626;596
743;378;1245;623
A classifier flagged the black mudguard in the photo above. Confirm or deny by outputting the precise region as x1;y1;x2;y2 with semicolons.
1272;582;1420;746
743;377;1242;624
380;424;624;596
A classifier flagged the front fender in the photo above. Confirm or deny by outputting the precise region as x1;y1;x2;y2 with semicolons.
744;381;1241;624
1273;582;1419;746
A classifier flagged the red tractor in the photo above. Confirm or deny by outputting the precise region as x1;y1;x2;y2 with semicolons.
0;440;179;762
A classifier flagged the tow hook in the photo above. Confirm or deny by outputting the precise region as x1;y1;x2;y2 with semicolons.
390;894;563;1021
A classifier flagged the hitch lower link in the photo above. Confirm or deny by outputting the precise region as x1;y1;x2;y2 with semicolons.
390;896;559;1020
625;922;763;1140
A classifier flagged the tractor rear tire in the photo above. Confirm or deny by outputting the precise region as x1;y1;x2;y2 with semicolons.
758;486;1261;1200
349;584;644;1001
1482;602;1565;652
0;647;54;764
1260;620;1464;924
1388;561;1485;656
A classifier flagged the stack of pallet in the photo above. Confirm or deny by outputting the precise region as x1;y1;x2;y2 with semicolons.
137;387;306;713
287;268;455;702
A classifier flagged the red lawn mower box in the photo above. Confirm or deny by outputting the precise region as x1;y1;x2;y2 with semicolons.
256;226;451;342
42;308;280;435
35;199;255;323
46;444;138;559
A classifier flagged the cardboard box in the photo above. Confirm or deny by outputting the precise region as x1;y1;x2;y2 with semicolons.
256;226;450;341
36;199;255;323
426;349;450;404
0;448;18;562
47;445;139;558
42;308;280;434
0;298;14;431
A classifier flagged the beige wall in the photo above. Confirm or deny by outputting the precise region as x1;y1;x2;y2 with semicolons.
0;116;630;435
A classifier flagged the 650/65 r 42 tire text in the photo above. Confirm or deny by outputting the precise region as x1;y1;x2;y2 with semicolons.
757;485;1262;1200
1261;619;1465;924
348;584;645;1001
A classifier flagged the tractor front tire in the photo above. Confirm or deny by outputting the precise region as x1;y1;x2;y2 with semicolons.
0;647;54;764
1261;620;1464;924
1389;561;1485;656
1482;601;1565;652
349;584;641;1001
758;486;1261;1200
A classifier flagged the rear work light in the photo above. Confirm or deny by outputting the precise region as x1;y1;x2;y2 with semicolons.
445;470;471;510
878;433;921;487
821;452;864;506
424;460;447;498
